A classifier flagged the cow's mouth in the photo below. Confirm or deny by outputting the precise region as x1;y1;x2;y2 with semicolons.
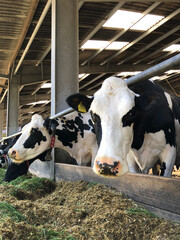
11;158;24;164
96;161;119;176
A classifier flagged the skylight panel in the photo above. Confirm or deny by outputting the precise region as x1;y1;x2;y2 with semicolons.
117;71;141;77
165;69;180;74
103;10;164;31
41;83;51;88
106;41;129;50
149;76;161;81
81;40;109;49
79;74;85;78
163;44;180;52
79;73;90;81
149;75;167;81
103;10;142;29
130;14;164;31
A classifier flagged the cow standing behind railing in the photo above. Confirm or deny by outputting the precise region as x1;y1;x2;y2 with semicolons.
67;77;180;177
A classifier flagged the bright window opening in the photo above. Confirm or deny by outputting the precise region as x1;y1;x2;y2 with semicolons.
81;40;109;49
106;41;129;50
79;73;90;81
41;83;51;88
81;40;129;50
117;71;141;77
103;10;164;31
163;44;180;52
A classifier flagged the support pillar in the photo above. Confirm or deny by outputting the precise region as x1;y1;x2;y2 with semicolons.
6;77;19;136
0;106;4;138
51;0;79;180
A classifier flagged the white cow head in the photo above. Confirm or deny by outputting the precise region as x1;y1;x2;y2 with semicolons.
8;114;51;163
67;77;136;177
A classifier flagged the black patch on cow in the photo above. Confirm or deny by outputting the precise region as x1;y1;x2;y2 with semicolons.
55;113;93;148
90;111;102;147
171;95;180;125
4;150;50;182
43;118;59;135
160;162;166;176
122;80;176;150
23;128;47;149
88;119;95;134
4;160;32;182
122;107;136;127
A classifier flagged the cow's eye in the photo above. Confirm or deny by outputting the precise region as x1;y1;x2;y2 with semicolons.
90;111;96;123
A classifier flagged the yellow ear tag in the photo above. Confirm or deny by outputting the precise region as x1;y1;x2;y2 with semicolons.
78;102;86;113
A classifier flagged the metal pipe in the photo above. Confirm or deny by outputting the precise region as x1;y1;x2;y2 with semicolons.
126;53;180;86
14;0;52;75
0;107;74;142
36;43;51;67
50;107;74;120
0;131;22;142
0;89;8;104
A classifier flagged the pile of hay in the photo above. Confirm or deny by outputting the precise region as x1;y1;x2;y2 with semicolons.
0;168;179;240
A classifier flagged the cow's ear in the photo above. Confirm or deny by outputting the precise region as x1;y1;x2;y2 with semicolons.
135;93;162;112
43;118;59;133
43;117;51;130
66;93;93;113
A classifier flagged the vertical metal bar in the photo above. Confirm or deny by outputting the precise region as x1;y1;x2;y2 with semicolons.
51;0;79;181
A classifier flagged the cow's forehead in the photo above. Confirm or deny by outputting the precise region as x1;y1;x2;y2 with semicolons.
101;76;127;92
90;77;133;114
22;114;44;132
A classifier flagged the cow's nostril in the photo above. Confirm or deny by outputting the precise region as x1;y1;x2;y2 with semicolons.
11;151;16;156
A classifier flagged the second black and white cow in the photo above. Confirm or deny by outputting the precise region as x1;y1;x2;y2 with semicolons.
67;77;180;177
8;111;97;166
0;134;52;182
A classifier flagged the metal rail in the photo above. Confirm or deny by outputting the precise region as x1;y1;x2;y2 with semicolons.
126;53;180;86
0;107;74;143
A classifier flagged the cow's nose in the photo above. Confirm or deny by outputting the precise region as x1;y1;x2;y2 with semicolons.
8;149;17;159
93;157;121;177
93;157;128;177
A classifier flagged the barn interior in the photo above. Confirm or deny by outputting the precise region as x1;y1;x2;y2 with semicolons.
0;1;180;224
0;0;180;136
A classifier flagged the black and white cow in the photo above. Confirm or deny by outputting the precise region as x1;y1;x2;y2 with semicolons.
8;111;97;166
67;77;180;177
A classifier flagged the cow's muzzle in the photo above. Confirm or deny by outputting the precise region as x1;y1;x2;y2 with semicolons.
8;148;23;163
96;161;119;176
93;157;128;177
